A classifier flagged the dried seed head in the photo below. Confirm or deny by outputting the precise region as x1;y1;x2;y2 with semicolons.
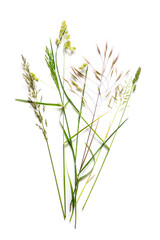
64;78;72;89
111;55;119;69
72;67;84;78
125;70;130;76
115;86;119;98
110;69;114;78
116;72;122;81
105;42;108;52
95;73;101;81
106;90;111;99
96;44;101;55
83;58;90;65
108;48;113;58
104;42;108;58
95;70;101;76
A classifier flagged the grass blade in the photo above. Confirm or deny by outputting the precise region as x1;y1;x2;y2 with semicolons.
67;170;75;212
45;139;65;218
15;99;62;107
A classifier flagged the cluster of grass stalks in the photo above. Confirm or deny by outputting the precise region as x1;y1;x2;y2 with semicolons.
16;21;141;228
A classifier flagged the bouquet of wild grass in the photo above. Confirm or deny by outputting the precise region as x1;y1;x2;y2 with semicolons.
16;21;141;228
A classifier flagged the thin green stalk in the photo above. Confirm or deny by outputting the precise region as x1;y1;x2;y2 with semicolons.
45;136;65;218
75;67;88;158
62;46;66;217
79;60;105;173
74;67;88;228
55;46;77;224
82;86;133;210
77;142;101;203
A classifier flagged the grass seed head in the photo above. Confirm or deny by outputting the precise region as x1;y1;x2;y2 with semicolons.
56;20;76;53
104;42;108;58
108;48;113;58
96;44;101;55
132;67;141;85
22;55;47;140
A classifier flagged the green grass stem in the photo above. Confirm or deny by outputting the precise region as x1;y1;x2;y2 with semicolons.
62;46;66;217
45;137;65;218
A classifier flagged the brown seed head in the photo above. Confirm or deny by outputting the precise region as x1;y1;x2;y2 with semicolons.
104;42;108;58
108;48;113;58
111;55;119;69
96;44;101;55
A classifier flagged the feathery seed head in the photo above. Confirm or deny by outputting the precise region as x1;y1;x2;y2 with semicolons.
21;55;48;140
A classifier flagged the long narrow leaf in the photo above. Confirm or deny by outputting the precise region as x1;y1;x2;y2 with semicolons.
67;170;75;211
78;143;95;182
45;41;59;90
15;99;62;107
60;122;72;148
67;170;76;222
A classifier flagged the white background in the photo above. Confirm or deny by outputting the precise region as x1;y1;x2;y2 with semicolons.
0;0;160;239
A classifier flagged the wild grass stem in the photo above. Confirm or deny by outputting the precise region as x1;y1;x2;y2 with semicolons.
45;136;65;218
62;46;66;217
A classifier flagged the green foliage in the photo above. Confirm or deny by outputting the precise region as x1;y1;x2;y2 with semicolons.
45;40;59;90
132;67;141;92
133;67;141;85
